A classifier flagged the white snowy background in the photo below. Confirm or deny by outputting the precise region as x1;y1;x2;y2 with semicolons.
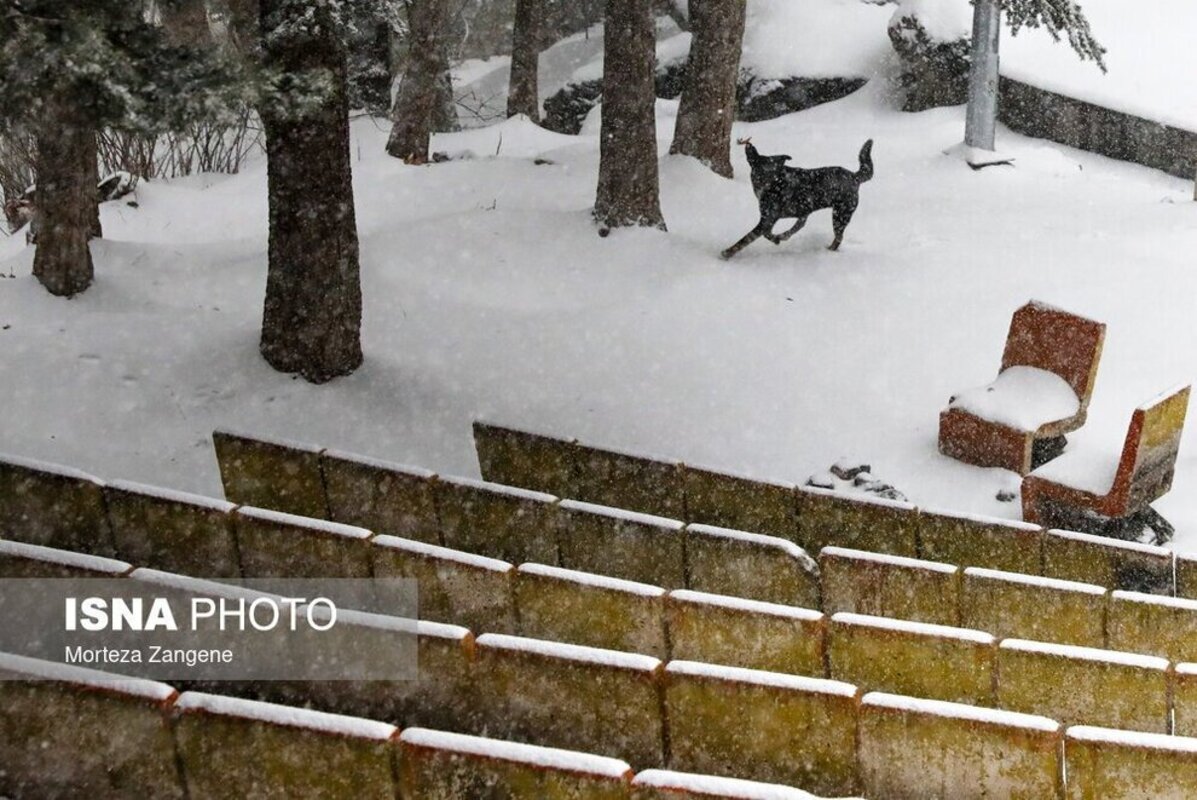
2;0;1196;547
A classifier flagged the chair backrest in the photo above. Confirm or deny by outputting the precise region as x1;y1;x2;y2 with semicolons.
1111;385;1190;510
1001;301;1106;411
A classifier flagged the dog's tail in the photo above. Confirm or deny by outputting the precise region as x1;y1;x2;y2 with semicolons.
856;139;874;183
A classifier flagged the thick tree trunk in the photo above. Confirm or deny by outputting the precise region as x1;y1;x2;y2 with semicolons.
507;0;541;120
669;0;746;177
158;0;213;48
353;21;394;114
964;0;1000;151
593;0;666;231
387;0;452;163
32;99;97;297
258;0;363;383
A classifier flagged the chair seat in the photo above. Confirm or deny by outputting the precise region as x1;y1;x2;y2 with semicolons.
949;366;1081;433
1026;441;1122;497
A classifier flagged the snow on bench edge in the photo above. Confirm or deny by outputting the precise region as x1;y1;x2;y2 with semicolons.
574;439;681;467
236;505;373;540
107;479;235;514
0;651;175;702
831;612;993;645
476;633;661;672
401;727;632;778
633;769;841;799
667;660;857;698
437;472;558;504
999;638;1169;671
558;498;686;530
1046;528;1171;558
863;691;1060;732
0;539;131;575
0;452;102;484
681;461;797;491
306;605;470;641
1067;724;1197;754
821;546;957;574
685;524;816;568
212;427;323;454
129;568;284;602
670;589;822;622
472;419;576;445
800;484;917;512
321;448;436;479
1136;383;1191;413
176;691;396;740
372;534;513;573
1111;589;1197;611
918;505;1041;532
964;566;1106;595
519;562;665;597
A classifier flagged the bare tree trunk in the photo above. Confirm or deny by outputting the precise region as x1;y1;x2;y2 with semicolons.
32;98;97;297
158;0;213;48
259;0;363;383
669;0;745;177
387;0;451;163
964;0;1000;151
224;0;259;56
507;0;541;120
593;0;665;231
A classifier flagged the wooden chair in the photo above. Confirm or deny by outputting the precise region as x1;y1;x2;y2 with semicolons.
1022;385;1190;540
938;301;1105;474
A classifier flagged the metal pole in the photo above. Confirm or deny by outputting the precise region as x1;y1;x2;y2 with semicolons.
965;0;1001;151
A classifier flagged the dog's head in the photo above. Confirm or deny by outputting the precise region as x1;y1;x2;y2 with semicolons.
738;137;792;170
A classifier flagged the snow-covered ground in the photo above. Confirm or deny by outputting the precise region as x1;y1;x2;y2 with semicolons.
3;3;1197;552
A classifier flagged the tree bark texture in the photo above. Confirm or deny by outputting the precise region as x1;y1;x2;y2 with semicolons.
593;0;666;231
669;0;746;177
387;0;452;163
32;97;97;297
258;0;363;382
223;0;260;57
158;0;214;48
964;0;1000;151
507;0;541;120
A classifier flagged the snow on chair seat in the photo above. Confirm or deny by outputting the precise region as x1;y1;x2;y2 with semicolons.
938;300;1105;475
1021;384;1190;542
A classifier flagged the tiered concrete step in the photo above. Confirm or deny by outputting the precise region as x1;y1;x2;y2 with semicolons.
1;652;861;800
11;447;1197;795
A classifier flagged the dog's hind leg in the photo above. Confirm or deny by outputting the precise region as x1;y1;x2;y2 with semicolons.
721;218;773;260
828;202;857;251
768;216;808;245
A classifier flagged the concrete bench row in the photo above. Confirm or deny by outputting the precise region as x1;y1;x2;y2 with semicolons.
6;646;1197;800
0;653;855;800
472;421;1189;597
0;446;821;613
3;532;1197;796
822;546;1197;664
12;532;1197;738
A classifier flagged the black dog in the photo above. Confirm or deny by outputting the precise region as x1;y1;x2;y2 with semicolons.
721;138;873;259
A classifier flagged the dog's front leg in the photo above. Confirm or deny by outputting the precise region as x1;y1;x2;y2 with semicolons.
721;219;773;260
768;216;808;245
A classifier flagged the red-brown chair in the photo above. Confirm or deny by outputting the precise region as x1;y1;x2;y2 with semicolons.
939;301;1106;474
1022;385;1190;539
